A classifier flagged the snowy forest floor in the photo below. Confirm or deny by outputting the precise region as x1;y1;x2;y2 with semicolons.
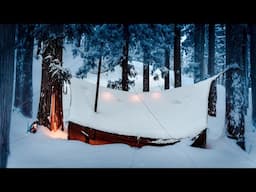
7;45;256;168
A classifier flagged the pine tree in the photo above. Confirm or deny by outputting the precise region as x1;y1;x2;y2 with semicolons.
65;24;92;47
194;24;205;83
249;24;256;127
225;24;246;150
174;24;181;88
0;24;16;167
150;24;173;89
208;24;217;116
242;27;249;115
143;47;150;92
121;24;129;91
164;47;170;89
75;24;139;91
181;24;195;77
76;25;123;81
36;24;64;130
132;24;159;92
215;24;226;85
35;24;92;130
14;24;34;117
14;25;24;109
208;24;215;76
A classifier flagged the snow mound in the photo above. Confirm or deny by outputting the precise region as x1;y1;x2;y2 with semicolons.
68;75;218;140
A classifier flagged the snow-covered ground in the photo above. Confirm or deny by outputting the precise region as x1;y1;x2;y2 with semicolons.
7;44;256;168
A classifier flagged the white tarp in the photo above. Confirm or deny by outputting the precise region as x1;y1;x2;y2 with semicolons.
68;75;218;140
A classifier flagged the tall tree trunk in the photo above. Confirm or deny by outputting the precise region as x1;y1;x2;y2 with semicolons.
14;25;23;109
143;49;150;92
21;25;34;118
37;24;64;131
208;24;217;116
242;27;249;115
194;24;205;83
174;24;181;88
122;24;129;91
37;40;52;128
226;24;246;150
14;25;34;117
0;24;16;167
164;47;170;89
250;25;256;127
208;24;215;76
52;36;64;131
215;24;226;85
49;27;64;132
208;80;217;116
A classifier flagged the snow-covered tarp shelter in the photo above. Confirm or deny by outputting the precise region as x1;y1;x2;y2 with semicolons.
67;75;219;147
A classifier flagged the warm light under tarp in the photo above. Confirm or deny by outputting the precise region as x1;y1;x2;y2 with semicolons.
151;92;161;100
100;91;114;101
68;75;219;140
129;94;141;103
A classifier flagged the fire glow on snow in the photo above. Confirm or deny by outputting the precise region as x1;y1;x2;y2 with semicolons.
68;75;219;140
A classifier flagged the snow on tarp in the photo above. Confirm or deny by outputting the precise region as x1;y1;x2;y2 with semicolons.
68;75;219;140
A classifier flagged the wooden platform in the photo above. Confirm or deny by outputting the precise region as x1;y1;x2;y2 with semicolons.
68;121;206;148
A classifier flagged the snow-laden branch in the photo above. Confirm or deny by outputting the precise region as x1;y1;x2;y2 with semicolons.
49;63;72;86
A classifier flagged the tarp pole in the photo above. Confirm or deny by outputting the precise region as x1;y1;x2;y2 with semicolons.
94;46;103;112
